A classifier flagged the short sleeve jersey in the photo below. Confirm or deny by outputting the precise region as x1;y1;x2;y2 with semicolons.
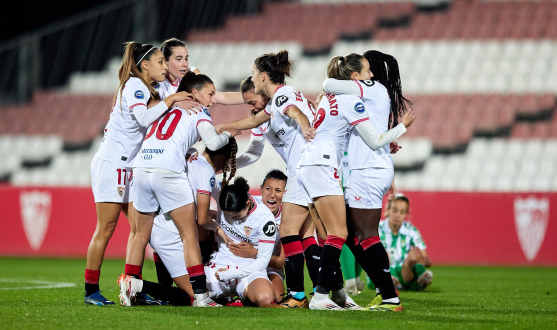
133;106;213;173
94;77;151;167
379;219;427;269
348;80;394;169
298;93;368;168
265;85;315;173
211;195;277;268
253;195;282;258
159;78;180;100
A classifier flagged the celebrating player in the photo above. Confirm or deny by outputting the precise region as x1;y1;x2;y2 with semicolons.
120;71;239;307
380;194;432;291
323;50;414;311
159;38;201;100
206;177;276;307
85;42;193;305
218;51;321;308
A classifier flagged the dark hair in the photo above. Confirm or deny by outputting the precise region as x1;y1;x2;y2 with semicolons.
363;50;413;128
204;138;238;189
219;177;250;212
261;169;287;187
114;42;160;110
254;50;292;85
326;53;365;80
160;38;186;61
240;76;255;94
387;193;410;210
178;71;213;94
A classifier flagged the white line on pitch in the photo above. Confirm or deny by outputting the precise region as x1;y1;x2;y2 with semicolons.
0;278;76;290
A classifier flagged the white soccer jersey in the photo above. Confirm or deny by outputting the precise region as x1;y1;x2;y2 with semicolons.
251;104;272;139
298;93;368;168
379;219;427;269
253;195;282;257
211;195;277;269
94;77;150;167
349;80;394;170
133;106;212;173
263;85;315;173
158;66;197;99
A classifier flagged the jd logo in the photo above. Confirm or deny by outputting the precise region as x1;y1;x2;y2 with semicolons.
20;191;52;251
514;196;549;262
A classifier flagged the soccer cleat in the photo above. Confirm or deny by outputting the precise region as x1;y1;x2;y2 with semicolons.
365;293;382;308
225;298;244;307
117;274;136;307
345;283;360;296
274;293;309;309
368;302;404;312
192;294;222;307
84;291;115;306
309;297;346;311
332;294;363;310
417;270;433;291
135;293;166;305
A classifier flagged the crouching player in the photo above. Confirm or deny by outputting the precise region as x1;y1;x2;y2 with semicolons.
208;177;276;307
379;194;432;291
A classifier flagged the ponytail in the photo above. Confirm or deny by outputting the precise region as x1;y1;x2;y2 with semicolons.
219;177;250;213
363;50;413;128
254;50;292;85
114;42;160;110
326;53;364;80
205;138;238;189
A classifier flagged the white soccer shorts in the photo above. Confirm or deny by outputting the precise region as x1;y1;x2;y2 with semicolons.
150;224;188;278
205;264;269;300
296;165;344;204
345;167;394;209
132;168;195;213
282;169;310;207
91;157;133;204
266;267;284;281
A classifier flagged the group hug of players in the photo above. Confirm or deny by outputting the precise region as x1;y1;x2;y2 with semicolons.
84;37;430;311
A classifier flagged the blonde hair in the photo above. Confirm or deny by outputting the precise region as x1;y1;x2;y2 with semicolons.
326;53;365;80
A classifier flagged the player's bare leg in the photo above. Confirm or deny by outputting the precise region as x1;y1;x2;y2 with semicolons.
268;273;285;303
172;275;194;297
244;278;275;307
124;210;155;281
402;247;432;290
124;202;135;259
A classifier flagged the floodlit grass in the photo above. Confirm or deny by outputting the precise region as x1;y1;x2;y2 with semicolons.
0;257;555;329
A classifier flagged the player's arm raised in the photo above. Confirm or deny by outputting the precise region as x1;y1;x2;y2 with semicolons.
284;106;315;141
217;110;270;134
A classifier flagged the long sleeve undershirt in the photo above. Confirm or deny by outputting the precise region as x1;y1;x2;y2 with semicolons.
134;101;169;127
216;241;275;281
235;134;265;169
197;121;231;151
353;120;406;151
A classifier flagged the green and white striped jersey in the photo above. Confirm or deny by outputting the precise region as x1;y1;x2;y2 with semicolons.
379;219;427;269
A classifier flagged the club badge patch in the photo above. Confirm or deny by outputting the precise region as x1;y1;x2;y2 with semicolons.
134;90;144;99
117;187;125;197
203;108;211;117
354;102;365;114
210;177;215;188
275;95;289;107
244;226;253;236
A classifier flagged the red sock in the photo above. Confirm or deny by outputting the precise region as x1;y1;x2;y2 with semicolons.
85;269;100;284
187;264;206;294
153;253;162;263
360;236;381;250
317;237;326;248
301;237;318;252
125;264;142;279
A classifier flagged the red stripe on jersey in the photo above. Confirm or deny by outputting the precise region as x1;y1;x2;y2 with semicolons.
129;103;146;111
197;190;211;195
275;205;282;219
263;107;271;115
275;84;285;93
350;117;369;126
356;81;364;98
247;195;258;215
196;119;212;127
259;240;276;244
251;132;263;137
282;104;294;116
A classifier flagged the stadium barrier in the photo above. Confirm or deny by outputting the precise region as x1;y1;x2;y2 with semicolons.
1;187;555;266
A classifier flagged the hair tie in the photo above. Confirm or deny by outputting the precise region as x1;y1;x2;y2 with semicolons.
136;46;155;66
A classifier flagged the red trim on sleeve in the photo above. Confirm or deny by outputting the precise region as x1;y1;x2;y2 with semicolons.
356;81;364;98
275;205;282;219
196;119;212;127
274;84;285;93
247;195;258;215
251;132;264;137
263;107;271;115
197;190;211;195
129;103;146;111
282;104;294;116
259;240;276;244
350;117;369;126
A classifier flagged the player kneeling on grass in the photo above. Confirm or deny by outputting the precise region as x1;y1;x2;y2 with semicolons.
207;177;276;307
379;194;432;291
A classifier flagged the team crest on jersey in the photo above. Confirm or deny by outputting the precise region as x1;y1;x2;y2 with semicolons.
20;191;51;251
210;177;215;188
134;90;144;99
354;102;365;114
360;80;375;87
117;187;125;198
244;226;253;236
514;196;549;261
203;108;211;117
276;95;289;107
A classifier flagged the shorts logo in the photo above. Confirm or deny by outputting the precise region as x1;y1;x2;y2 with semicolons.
263;221;276;237
117;187;125;197
210;177;215;188
355;196;362;201
360;80;375;87
275;95;289;107
134;90;144;99
354;102;365;114
244;226;253;236
203;108;211;117
514;197;549;261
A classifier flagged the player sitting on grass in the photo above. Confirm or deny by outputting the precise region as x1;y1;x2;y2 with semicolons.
379;193;432;291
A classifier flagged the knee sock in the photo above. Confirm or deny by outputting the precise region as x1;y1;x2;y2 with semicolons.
139;279;191;306
186;264;207;295
125;264;142;279
281;235;305;294
347;236;379;292
315;236;345;295
331;261;344;291
302;237;320;289
413;263;426;279
85;269;100;296
153;253;173;286
361;236;398;301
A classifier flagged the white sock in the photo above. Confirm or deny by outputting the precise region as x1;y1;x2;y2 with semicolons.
194;293;208;300
131;278;143;293
345;278;357;288
356;277;363;285
382;297;400;304
376;288;381;295
313;292;329;300
331;288;348;301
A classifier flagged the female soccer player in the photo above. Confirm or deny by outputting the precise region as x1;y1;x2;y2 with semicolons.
323;50;415;311
85;42;193;305
217;51;319;308
207;177;276;307
297;54;414;310
121;72;240;307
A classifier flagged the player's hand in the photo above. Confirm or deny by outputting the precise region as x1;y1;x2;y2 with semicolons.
302;126;316;142
215;124;228;135
388;179;396;198
215;268;228;281
402;109;415;128
308;99;318;110
227;129;242;138
228;242;258;259
186;151;199;163
390;142;401;154
174;99;204;115
215;227;233;246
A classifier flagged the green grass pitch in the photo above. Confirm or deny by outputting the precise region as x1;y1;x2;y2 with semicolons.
0;257;555;329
